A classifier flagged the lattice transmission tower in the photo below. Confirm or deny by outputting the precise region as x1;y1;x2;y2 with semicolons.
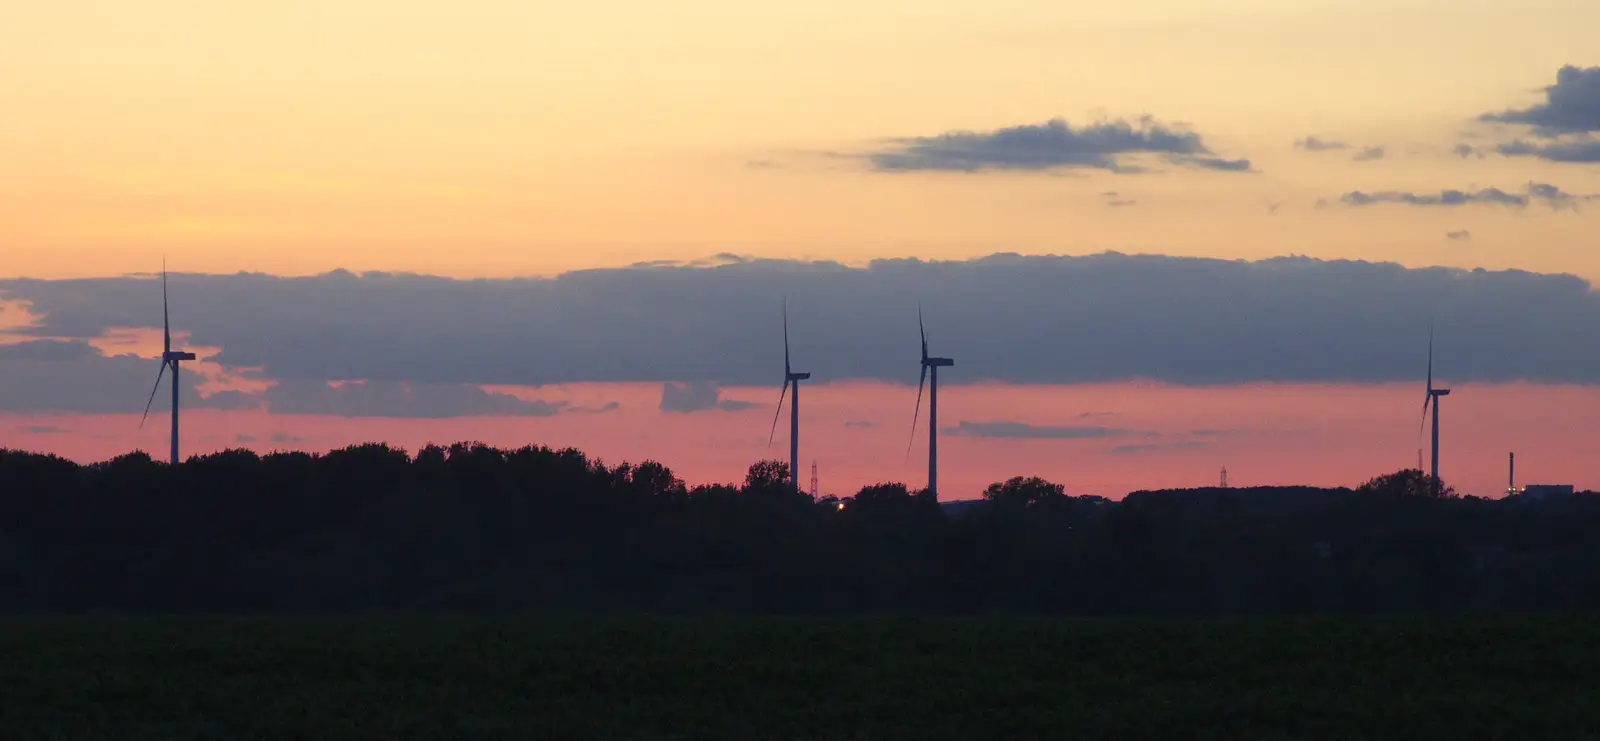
810;461;819;500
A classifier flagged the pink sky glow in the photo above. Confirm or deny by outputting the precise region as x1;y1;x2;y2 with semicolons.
2;380;1593;500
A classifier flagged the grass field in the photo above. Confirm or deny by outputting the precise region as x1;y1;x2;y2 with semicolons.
1;616;1597;740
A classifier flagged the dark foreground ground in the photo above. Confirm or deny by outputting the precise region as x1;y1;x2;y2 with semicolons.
2;616;1597;740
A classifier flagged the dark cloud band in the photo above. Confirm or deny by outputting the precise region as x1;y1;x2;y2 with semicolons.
10;253;1600;403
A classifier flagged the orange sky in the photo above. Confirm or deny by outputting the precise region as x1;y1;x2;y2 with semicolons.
2;1;1599;280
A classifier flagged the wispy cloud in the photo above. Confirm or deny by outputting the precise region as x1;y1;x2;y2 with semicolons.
1340;182;1587;211
1447;229;1472;242
1100;191;1137;208
866;116;1251;174
573;401;621;414
1497;138;1600;164
16;424;70;435
660;382;759;414
942;421;1147;440
1108;441;1212;456
1295;136;1349;151
261;380;566;419
1352;146;1386;162
844;420;877;429
1296;136;1384;162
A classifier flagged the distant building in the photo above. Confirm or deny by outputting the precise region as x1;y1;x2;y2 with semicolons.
1520;484;1575;501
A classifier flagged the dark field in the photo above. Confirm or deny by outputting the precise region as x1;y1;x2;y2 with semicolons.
2;616;1597;740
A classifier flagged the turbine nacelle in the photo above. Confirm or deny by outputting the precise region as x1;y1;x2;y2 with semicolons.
922;357;954;368
164;351;197;363
787;372;812;381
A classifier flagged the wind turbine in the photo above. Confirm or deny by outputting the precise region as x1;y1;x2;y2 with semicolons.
1418;325;1450;495
767;299;810;493
908;308;954;499
140;267;197;466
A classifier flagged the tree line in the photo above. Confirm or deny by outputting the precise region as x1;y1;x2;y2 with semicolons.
1;444;1597;613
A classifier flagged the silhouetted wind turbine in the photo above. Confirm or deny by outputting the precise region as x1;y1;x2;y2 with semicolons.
1418;325;1450;495
908;308;954;499
767;299;810;493
140;267;196;466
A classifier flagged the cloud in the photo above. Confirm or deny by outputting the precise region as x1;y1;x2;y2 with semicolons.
1339;182;1587;210
16;424;70;435
1453;143;1484;159
235;431;304;445
1297;137;1383;161
659;382;759;414
1447;229;1472;242
572;401;621;414
865;116;1251;174
0;339;213;414
1108;441;1212;456
1481;65;1600;135
1100;191;1137;208
1295;136;1350;151
20;253;1600;392
0;340;97;362
844;420;877;429
1496;138;1600;163
941;421;1146;440
261;380;565;419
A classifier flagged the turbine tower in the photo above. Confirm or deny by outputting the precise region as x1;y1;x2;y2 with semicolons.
909;308;954;499
767;299;810;492
141;268;196;466
1418;326;1450;496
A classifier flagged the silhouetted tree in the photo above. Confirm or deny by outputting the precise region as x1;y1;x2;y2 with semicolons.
1358;468;1457;499
1;444;1597;614
983;476;1066;508
744;459;791;493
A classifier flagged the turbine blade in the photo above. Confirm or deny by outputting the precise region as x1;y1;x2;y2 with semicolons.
162;264;171;354
1425;323;1434;395
783;298;791;375
906;365;927;460
139;361;167;429
1418;394;1430;442
767;379;790;447
919;306;928;362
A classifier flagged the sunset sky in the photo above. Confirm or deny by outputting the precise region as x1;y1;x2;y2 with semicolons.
4;1;1600;497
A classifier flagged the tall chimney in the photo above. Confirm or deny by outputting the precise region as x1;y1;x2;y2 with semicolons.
1508;452;1516;496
